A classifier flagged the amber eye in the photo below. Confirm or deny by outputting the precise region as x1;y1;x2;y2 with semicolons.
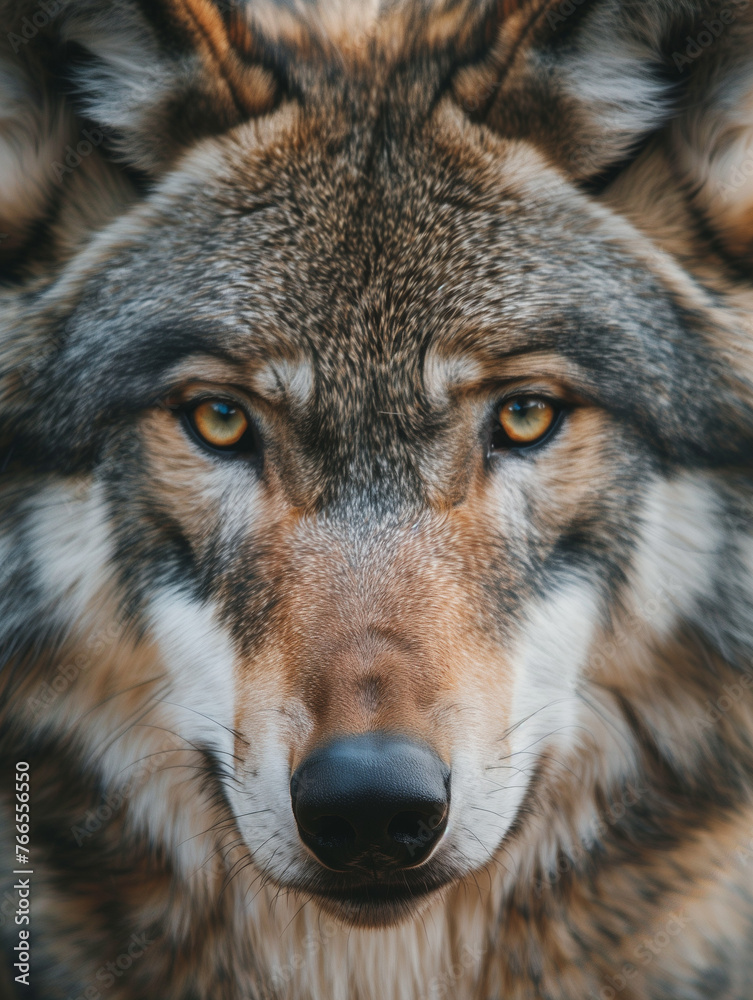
493;397;559;450
188;400;251;451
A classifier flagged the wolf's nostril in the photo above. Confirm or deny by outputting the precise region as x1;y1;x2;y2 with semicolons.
311;816;357;849
387;809;445;847
290;732;450;873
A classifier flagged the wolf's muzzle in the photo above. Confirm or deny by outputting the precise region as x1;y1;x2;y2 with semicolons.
290;732;450;873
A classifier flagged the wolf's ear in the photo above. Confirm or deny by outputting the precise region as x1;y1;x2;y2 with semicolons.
455;0;753;261
0;0;280;266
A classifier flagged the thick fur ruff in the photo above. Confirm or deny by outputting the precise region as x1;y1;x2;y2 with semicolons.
1;1;753;998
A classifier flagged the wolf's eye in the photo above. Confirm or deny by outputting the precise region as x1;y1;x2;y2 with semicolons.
186;400;254;452
491;397;559;451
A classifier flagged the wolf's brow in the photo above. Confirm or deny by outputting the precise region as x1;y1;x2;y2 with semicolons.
251;358;315;404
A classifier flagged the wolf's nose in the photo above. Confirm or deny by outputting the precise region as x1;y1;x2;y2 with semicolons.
290;732;450;873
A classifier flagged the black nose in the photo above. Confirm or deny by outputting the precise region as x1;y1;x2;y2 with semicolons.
290;732;450;873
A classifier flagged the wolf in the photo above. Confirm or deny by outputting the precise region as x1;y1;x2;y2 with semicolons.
1;0;753;997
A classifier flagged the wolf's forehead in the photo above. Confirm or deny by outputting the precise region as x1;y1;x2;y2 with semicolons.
248;348;481;409
66;112;691;420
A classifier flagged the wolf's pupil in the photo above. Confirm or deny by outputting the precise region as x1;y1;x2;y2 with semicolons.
496;397;557;447
191;400;250;450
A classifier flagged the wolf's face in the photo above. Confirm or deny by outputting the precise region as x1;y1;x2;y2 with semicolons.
14;95;743;927
2;0;753;941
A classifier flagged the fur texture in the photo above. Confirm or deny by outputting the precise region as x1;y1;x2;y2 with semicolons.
1;1;753;997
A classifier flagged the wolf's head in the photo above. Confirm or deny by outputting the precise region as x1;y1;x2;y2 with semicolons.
2;0;753;933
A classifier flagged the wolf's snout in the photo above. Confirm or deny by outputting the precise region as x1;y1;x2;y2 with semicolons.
290;732;450;873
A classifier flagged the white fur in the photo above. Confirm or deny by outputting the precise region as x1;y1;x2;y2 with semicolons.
504;578;601;843
546;473;727;862
243;886;487;1000
61;5;178;172
253;358;315;406
561;2;675;172
146;590;237;767
672;61;753;245
66;589;239;874
422;347;482;404
28;477;114;626
629;473;723;639
21;486;241;872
